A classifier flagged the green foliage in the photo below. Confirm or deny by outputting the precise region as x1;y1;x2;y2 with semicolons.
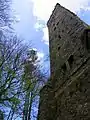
11;97;20;106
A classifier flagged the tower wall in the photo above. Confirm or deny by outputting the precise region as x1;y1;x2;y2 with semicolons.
38;3;90;120
47;3;88;76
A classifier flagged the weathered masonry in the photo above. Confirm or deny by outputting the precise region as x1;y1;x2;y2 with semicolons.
38;3;90;120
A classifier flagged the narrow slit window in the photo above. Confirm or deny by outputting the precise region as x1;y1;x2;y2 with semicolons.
86;30;90;50
58;35;61;39
61;63;67;72
54;27;56;31
81;29;90;51
58;46;60;51
56;22;59;25
68;55;74;68
62;30;64;32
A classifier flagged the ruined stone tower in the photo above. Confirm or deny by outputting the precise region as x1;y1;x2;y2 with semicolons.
38;3;90;120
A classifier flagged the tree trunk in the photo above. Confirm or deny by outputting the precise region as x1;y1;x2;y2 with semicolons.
10;110;14;120
0;110;4;120
28;92;33;120
23;92;30;120
7;109;12;120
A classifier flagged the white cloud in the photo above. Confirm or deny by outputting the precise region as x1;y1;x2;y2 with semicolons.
14;15;20;22
31;0;90;21
31;0;90;45
37;52;44;61
42;27;49;45
32;48;37;51
34;22;44;31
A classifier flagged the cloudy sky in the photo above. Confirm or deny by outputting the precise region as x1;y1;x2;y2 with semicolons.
12;0;90;74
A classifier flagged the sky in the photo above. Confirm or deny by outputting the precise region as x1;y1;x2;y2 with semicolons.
12;0;90;75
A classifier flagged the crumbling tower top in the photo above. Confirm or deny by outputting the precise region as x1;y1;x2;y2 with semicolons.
47;3;89;76
47;3;87;27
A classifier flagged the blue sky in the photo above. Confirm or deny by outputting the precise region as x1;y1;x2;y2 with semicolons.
12;0;90;74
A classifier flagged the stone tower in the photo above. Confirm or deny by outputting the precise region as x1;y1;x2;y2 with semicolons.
38;3;90;120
